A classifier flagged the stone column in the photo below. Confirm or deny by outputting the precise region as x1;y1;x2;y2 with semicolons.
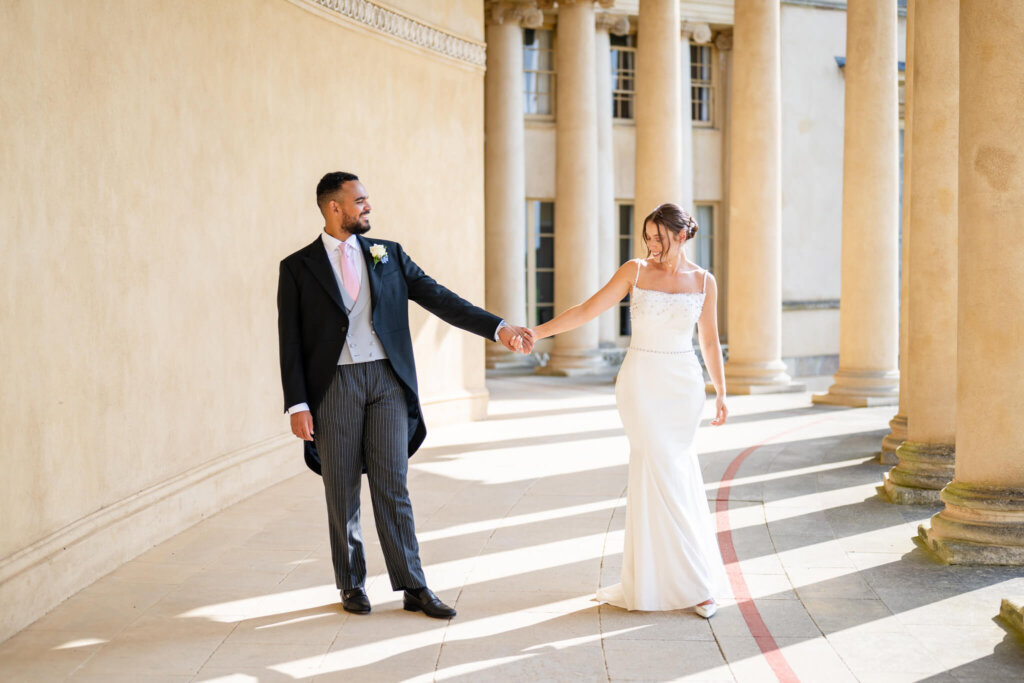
716;31;732;341
679;23;706;252
918;0;1024;565
880;0;915;464
633;0;681;254
723;0;794;392
539;0;605;375
813;0;900;407
678;22;706;263
484;2;541;369
595;12;629;346
882;0;957;504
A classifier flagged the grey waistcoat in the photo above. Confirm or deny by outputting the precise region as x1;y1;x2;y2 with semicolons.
336;252;388;365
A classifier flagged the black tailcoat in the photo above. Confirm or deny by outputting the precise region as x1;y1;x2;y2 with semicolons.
277;235;501;474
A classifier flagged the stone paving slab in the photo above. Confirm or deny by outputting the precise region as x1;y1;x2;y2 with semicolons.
2;374;1024;682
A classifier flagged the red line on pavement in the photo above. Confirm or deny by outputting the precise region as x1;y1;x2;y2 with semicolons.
714;417;835;683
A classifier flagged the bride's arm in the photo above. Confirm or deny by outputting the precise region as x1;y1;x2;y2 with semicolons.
696;273;728;425
532;262;635;340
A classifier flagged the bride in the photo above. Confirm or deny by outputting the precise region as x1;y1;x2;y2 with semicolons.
529;203;729;617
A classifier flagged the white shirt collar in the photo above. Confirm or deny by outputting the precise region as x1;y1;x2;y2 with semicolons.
321;231;359;253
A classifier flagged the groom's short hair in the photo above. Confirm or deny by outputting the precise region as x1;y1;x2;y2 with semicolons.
316;171;360;209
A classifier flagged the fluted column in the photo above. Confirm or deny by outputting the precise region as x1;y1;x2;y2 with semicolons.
539;0;605;375
679;23;706;250
723;0;794;392
918;0;1024;565
484;2;541;369
633;0;681;254
716;31;732;341
880;0;915;464
882;0;957;504
595;12;629;346
813;0;900;407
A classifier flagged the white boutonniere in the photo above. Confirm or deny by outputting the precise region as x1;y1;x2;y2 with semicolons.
369;244;389;269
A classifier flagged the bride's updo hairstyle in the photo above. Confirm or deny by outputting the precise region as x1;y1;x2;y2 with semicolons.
642;203;699;261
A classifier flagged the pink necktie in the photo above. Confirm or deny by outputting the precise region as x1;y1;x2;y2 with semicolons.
339;243;360;302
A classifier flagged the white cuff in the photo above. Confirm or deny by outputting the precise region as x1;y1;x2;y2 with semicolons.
494;320;507;342
287;403;310;415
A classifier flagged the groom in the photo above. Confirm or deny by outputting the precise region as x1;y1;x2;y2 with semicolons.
278;172;531;618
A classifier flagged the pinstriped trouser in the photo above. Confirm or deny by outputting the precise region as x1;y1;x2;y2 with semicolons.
313;360;426;591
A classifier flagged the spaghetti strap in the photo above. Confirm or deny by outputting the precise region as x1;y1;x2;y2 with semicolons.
633;259;642;288
702;269;709;293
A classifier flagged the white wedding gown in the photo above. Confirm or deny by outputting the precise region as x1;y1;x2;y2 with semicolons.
597;260;728;611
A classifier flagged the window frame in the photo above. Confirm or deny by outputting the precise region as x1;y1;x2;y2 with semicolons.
610;35;637;121
690;43;714;128
523;27;557;120
616;201;635;340
525;199;556;328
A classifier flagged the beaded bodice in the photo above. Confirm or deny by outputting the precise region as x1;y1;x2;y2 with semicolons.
628;270;706;354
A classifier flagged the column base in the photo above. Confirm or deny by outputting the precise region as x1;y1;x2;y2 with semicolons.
486;347;536;370
812;368;900;407
881;441;955;504
999;599;1024;639
534;348;609;377
917;482;1024;565
724;360;804;394
879;413;907;465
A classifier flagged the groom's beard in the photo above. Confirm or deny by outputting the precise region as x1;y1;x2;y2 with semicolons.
343;214;371;235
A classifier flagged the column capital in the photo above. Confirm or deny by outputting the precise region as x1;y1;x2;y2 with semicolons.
486;1;544;28
595;12;630;35
714;31;733;51
682;20;712;44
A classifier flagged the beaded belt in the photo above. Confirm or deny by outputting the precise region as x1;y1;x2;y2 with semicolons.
628;346;695;355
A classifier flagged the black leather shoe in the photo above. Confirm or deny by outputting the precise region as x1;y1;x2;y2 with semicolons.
341;587;371;615
403;587;456;619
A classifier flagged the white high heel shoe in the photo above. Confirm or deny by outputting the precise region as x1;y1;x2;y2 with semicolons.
694;600;717;619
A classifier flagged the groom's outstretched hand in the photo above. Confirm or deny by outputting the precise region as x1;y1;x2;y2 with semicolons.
290;410;315;441
499;324;535;354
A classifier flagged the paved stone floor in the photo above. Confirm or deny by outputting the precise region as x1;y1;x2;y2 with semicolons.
3;374;1024;682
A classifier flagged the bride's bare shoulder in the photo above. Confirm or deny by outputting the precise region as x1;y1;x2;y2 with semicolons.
614;259;640;277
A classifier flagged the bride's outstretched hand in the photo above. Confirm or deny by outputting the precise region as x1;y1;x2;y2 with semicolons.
711;395;728;426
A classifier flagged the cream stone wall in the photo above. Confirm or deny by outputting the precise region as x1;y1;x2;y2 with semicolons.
384;0;484;41
780;4;846;302
524;122;557;200
693;128;724;201
0;0;486;642
613;123;637;200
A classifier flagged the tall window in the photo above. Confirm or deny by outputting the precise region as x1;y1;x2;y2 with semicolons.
693;204;714;271
525;200;555;326
618;204;634;336
610;34;636;120
691;44;713;125
524;29;555;116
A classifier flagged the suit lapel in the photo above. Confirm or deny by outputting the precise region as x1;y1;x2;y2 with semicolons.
357;235;381;311
302;238;347;313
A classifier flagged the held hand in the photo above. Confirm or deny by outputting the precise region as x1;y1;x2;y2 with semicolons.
290;410;315;441
499;324;534;354
711;396;728;426
508;325;535;353
497;324;521;353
